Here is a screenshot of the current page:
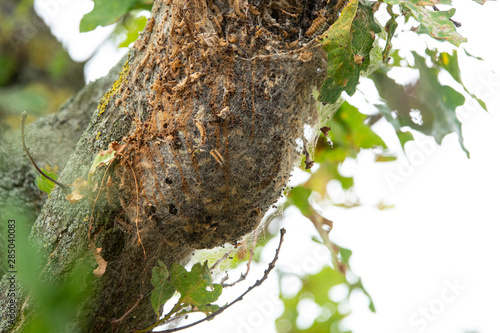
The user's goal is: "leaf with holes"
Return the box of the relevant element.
[383,0,466,46]
[371,52,467,155]
[170,261,222,307]
[317,0,380,104]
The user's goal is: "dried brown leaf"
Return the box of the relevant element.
[93,248,108,277]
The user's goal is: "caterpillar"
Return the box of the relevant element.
[305,14,327,38]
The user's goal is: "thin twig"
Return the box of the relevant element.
[210,250,233,272]
[21,111,68,190]
[154,228,287,333]
[432,5,462,27]
[110,294,143,324]
[223,230,259,288]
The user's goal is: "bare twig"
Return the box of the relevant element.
[209,250,233,272]
[223,230,259,288]
[21,111,68,190]
[152,228,287,333]
[110,294,143,324]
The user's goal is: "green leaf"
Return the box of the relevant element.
[384,0,466,46]
[88,148,116,177]
[463,48,484,61]
[35,168,59,194]
[151,260,175,318]
[334,102,386,149]
[287,186,313,216]
[119,15,148,48]
[318,0,380,104]
[434,50,488,111]
[308,101,388,194]
[336,245,353,265]
[277,266,349,332]
[170,262,222,307]
[349,278,376,312]
[80,0,139,32]
[396,129,415,149]
[302,266,347,305]
[192,304,221,315]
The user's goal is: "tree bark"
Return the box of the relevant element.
[0,0,337,332]
[0,58,124,272]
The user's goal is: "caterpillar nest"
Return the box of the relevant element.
[111,0,329,250]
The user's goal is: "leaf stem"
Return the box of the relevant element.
[20,111,68,190]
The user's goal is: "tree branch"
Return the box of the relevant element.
[152,228,286,333]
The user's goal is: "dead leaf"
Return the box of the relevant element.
[65,178,88,204]
[109,141,127,155]
[93,248,108,277]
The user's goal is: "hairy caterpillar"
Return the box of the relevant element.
[305,14,327,38]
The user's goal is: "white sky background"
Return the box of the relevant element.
[34,1,500,333]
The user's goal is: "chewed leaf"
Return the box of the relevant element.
[407,4,466,46]
[318,0,380,104]
[383,0,466,46]
[35,167,59,194]
[170,262,222,307]
[371,51,467,155]
[151,260,175,318]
